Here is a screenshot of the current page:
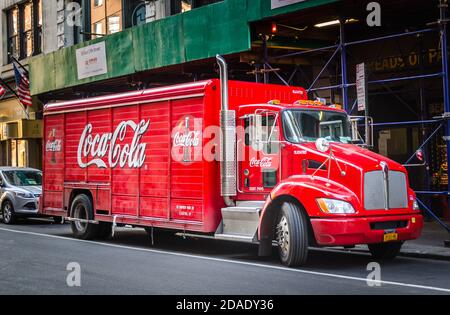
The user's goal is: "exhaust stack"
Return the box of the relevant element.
[216,55,236,206]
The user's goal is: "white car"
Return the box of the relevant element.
[0,167,59,224]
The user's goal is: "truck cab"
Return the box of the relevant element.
[213,64,423,266]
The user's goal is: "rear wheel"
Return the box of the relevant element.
[276,202,309,267]
[70,194,98,240]
[2,201,16,225]
[368,242,403,259]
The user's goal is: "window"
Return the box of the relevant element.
[283,110,352,144]
[7,8,19,61]
[169,0,223,15]
[91,0,122,37]
[5,0,42,62]
[93,22,103,37]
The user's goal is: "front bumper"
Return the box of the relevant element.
[310,214,423,246]
[14,197,39,215]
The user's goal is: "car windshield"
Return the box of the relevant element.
[3,170,42,186]
[283,109,352,143]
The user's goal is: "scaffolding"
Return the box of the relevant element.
[259,1,450,232]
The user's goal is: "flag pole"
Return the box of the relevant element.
[8,54,29,75]
[0,77,29,119]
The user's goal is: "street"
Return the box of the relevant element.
[0,218,449,295]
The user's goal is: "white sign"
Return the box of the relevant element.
[77,120,150,169]
[356,62,368,112]
[76,42,108,80]
[271,0,307,9]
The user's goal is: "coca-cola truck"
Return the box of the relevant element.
[41,56,423,266]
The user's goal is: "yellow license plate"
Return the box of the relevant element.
[383,232,398,242]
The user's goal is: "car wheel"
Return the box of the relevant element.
[70,194,98,240]
[368,242,403,260]
[275,202,309,267]
[2,200,16,225]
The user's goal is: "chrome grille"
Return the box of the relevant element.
[364,170,408,210]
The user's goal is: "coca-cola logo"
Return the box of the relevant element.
[250,157,273,168]
[77,119,150,169]
[46,140,61,152]
[173,131,201,147]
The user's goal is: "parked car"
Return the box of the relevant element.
[0,167,60,224]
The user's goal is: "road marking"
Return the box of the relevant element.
[1,226,449,293]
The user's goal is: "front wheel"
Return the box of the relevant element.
[276,202,309,267]
[368,242,403,259]
[2,201,16,225]
[70,194,98,240]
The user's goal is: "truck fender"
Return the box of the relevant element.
[258,175,358,242]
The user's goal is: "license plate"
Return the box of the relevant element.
[383,232,398,242]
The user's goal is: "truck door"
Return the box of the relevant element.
[238,111,281,195]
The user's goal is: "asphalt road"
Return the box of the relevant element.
[0,218,449,295]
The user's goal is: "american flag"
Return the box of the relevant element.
[13,62,32,107]
[0,84,5,99]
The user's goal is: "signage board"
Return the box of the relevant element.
[271,0,307,9]
[356,63,368,112]
[76,42,108,80]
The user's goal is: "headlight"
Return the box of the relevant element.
[412,199,420,211]
[15,192,34,199]
[317,198,356,214]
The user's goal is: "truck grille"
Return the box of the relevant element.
[364,170,408,210]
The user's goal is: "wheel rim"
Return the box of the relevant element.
[276,215,290,258]
[3,203,12,223]
[73,203,88,232]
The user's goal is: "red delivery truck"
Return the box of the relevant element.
[41,56,423,266]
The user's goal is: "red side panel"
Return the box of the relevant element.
[65,112,87,183]
[43,114,65,210]
[170,97,204,222]
[139,101,170,219]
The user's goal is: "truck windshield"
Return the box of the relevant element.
[283,110,352,144]
[3,170,42,186]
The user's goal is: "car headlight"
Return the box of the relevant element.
[317,198,356,214]
[412,199,420,211]
[15,192,34,199]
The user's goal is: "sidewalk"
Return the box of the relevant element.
[399,221,450,260]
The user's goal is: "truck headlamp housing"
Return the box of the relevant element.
[317,198,356,214]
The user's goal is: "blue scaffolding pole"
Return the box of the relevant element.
[439,1,450,225]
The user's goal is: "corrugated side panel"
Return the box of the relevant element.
[111,105,139,215]
[139,101,170,219]
[44,114,64,209]
[65,112,87,182]
[170,97,205,222]
[87,109,111,183]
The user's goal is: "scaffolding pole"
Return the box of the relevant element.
[439,1,450,216]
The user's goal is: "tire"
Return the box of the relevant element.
[275,202,309,267]
[53,216,64,224]
[368,242,403,260]
[2,200,16,225]
[70,194,99,240]
[97,222,113,240]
